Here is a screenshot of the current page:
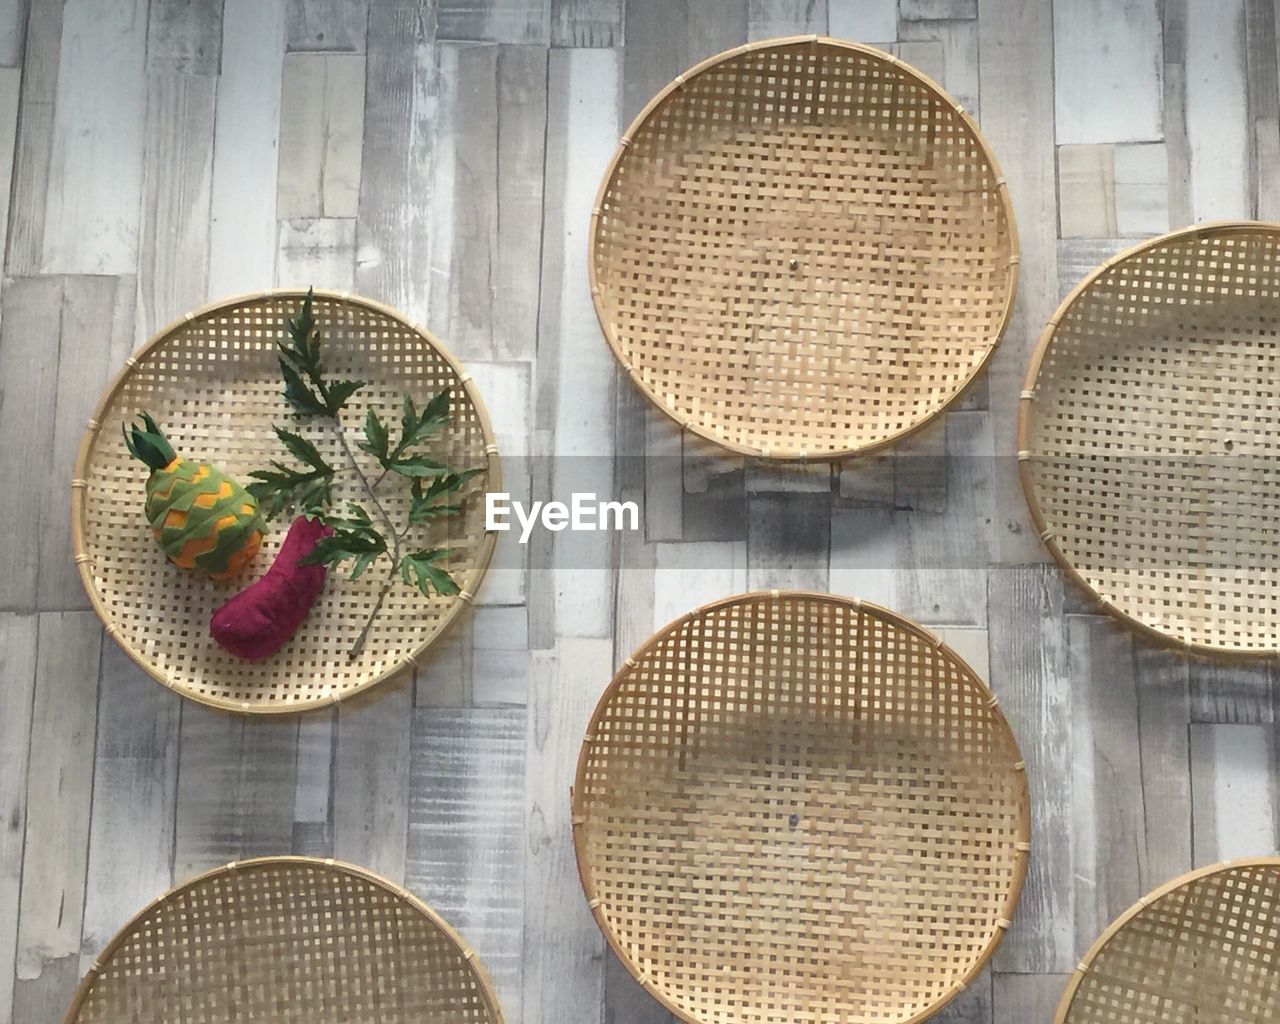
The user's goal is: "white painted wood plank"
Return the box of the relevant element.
[827,0,894,42]
[748,0,827,38]
[0,276,64,610]
[41,0,148,274]
[39,276,129,611]
[292,711,334,855]
[523,641,610,1024]
[1186,0,1250,220]
[1057,144,1117,238]
[653,541,747,629]
[5,0,61,275]
[1190,723,1276,865]
[438,0,549,43]
[408,707,527,1019]
[147,0,224,73]
[428,43,547,363]
[173,708,299,880]
[417,611,474,707]
[287,0,369,52]
[472,606,531,705]
[0,0,27,67]
[138,73,216,339]
[899,18,979,116]
[470,362,530,607]
[276,217,357,289]
[79,641,180,972]
[551,0,621,46]
[277,53,366,219]
[1056,238,1129,300]
[355,0,436,318]
[333,677,412,883]
[989,564,1072,973]
[0,613,38,1024]
[13,612,100,1015]
[979,0,1057,564]
[829,508,898,609]
[1053,0,1162,144]
[937,626,989,682]
[1114,142,1170,235]
[208,0,287,298]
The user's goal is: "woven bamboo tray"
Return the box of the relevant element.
[590,35,1017,460]
[72,290,499,713]
[572,591,1030,1024]
[62,857,505,1024]
[1019,222,1280,655]
[1054,859,1280,1024]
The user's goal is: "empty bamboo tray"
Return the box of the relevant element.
[1019,222,1280,654]
[591,36,1017,460]
[572,591,1030,1024]
[73,290,499,712]
[62,857,505,1024]
[1055,859,1280,1023]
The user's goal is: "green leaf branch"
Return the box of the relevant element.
[248,288,481,659]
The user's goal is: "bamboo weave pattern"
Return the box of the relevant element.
[592,37,1016,458]
[573,592,1029,1024]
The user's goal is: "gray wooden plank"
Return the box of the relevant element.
[893,411,993,627]
[681,435,746,543]
[138,72,216,339]
[901,0,975,20]
[621,0,688,124]
[613,485,656,664]
[354,0,437,316]
[687,0,749,61]
[287,0,369,52]
[437,0,549,43]
[1186,0,1250,220]
[992,973,1070,1024]
[12,612,101,1021]
[407,706,527,1020]
[932,966,993,1024]
[0,613,38,1024]
[0,276,65,610]
[899,18,979,117]
[645,415,683,541]
[472,606,531,705]
[40,275,128,610]
[1113,142,1170,235]
[1132,643,1192,888]
[173,707,299,879]
[978,0,1057,564]
[1245,0,1280,217]
[79,641,181,971]
[551,0,621,46]
[829,508,898,608]
[1053,0,1162,145]
[276,217,358,289]
[1057,143,1117,238]
[208,0,287,298]
[1161,0,1193,228]
[333,677,413,883]
[4,0,62,275]
[1189,658,1274,724]
[746,490,831,591]
[0,67,22,266]
[523,641,609,1024]
[0,0,27,67]
[41,0,148,274]
[277,53,366,219]
[1190,722,1277,865]
[416,606,474,707]
[893,415,948,513]
[428,43,547,363]
[828,0,895,42]
[989,564,1072,974]
[605,949,674,1024]
[653,541,746,626]
[292,711,334,856]
[147,0,224,73]
[1056,239,1129,301]
[747,0,827,38]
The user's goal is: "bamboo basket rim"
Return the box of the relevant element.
[60,854,508,1024]
[570,589,1032,1024]
[1051,856,1280,1024]
[70,288,502,715]
[1016,220,1280,659]
[588,34,1021,462]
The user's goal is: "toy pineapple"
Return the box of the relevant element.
[124,413,265,580]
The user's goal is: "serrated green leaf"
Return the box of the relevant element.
[324,378,365,416]
[279,358,328,417]
[298,526,387,572]
[360,408,389,460]
[274,426,332,474]
[387,454,449,478]
[399,549,460,597]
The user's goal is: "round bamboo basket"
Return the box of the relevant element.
[1019,222,1280,655]
[72,290,499,713]
[572,591,1031,1024]
[1054,859,1280,1024]
[590,35,1018,461]
[62,857,506,1024]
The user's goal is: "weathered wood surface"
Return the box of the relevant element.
[1,3,1273,1023]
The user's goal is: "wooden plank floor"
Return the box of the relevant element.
[1,1,1278,1022]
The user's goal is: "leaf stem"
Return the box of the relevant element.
[348,566,395,660]
[329,417,402,567]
